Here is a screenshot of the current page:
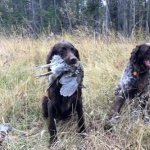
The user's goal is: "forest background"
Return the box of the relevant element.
[0,0,149,38]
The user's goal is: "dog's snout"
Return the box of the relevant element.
[70,57,77,64]
[63,50,78,65]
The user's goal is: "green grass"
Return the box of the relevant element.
[1,33,150,150]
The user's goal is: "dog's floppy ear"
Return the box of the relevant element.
[46,45,57,64]
[130,45,141,63]
[68,42,80,60]
[75,48,80,60]
[46,45,58,71]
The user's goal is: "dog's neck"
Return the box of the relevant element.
[132,63,149,75]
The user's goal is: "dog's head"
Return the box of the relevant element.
[130,43,150,69]
[47,41,80,65]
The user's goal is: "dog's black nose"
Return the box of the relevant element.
[70,57,77,64]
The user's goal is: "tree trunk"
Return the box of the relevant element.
[64,0,72,32]
[123,0,127,37]
[54,0,57,29]
[105,0,109,38]
[39,0,43,26]
[117,0,121,34]
[76,0,80,25]
[129,0,135,36]
[146,0,149,39]
[30,0,38,35]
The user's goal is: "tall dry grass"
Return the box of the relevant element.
[0,32,150,150]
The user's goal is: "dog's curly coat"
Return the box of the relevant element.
[104,43,150,130]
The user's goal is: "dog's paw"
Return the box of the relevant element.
[48,137,58,148]
[80,132,88,138]
[144,116,150,123]
[104,116,118,131]
[104,122,113,131]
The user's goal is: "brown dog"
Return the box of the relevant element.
[104,43,150,130]
[42,41,86,146]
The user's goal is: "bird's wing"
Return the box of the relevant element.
[60,77,78,97]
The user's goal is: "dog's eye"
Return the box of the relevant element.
[60,47,67,53]
[62,47,66,50]
[70,48,76,53]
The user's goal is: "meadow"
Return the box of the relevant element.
[1,32,150,150]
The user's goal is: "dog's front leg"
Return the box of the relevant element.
[109,96,125,118]
[47,101,57,146]
[76,99,86,133]
[104,95,125,130]
[140,95,150,122]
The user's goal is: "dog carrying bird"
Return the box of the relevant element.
[37,41,86,147]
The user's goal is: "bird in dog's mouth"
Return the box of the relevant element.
[36,55,84,97]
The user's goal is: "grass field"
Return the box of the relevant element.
[1,33,150,150]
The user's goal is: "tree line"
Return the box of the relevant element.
[0,0,149,38]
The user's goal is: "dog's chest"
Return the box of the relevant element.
[116,63,150,96]
[59,97,76,113]
[136,73,149,92]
